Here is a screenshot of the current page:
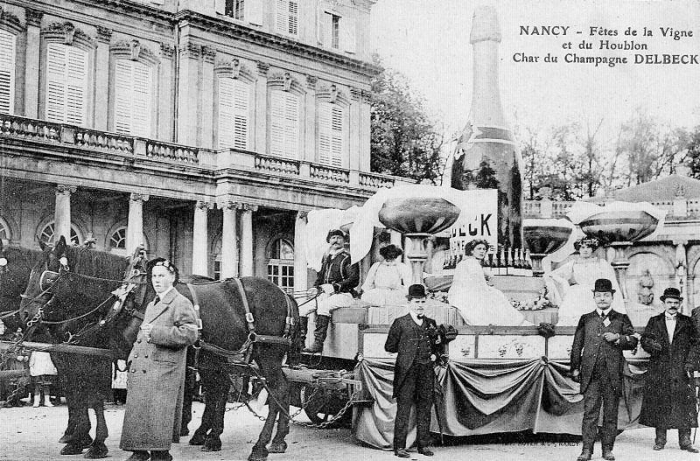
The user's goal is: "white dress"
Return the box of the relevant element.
[545,257,626,325]
[360,261,412,307]
[448,257,530,326]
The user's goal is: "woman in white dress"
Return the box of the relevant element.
[360,244,412,307]
[545,237,626,325]
[448,239,531,326]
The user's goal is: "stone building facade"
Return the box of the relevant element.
[0,0,405,293]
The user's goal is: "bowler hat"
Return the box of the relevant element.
[407,284,427,300]
[592,278,615,293]
[660,287,683,302]
[326,229,347,242]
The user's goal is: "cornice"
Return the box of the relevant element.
[69,0,172,24]
[174,10,381,78]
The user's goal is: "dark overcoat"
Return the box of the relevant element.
[639,313,699,428]
[570,310,637,395]
[384,314,440,398]
[314,250,359,293]
[120,288,199,451]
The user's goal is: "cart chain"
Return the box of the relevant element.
[237,385,361,429]
[0,311,41,408]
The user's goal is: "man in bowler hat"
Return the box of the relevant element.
[385,284,442,458]
[639,287,699,453]
[571,278,637,461]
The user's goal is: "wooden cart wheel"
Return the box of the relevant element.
[300,385,350,426]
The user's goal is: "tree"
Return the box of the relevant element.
[683,126,700,178]
[370,55,444,184]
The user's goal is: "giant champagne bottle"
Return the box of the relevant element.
[451,6,523,249]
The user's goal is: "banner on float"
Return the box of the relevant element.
[448,189,498,255]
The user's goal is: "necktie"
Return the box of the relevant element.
[417,314,424,319]
[153,295,160,305]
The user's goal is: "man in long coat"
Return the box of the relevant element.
[639,287,699,453]
[120,259,199,461]
[570,278,637,461]
[385,284,443,458]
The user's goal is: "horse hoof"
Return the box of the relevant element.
[268,442,287,453]
[189,433,206,446]
[58,434,72,444]
[202,439,222,452]
[60,444,84,456]
[248,447,269,461]
[83,442,108,459]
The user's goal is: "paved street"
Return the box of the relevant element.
[0,401,697,461]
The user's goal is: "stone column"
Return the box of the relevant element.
[200,46,216,148]
[54,185,76,243]
[294,211,309,293]
[359,90,372,171]
[127,193,149,255]
[254,62,269,153]
[94,27,112,131]
[304,76,317,162]
[239,204,257,276]
[220,201,239,278]
[192,201,213,276]
[674,240,689,313]
[24,9,43,118]
[177,42,201,145]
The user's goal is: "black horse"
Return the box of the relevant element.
[0,240,42,333]
[20,236,300,461]
[19,236,136,458]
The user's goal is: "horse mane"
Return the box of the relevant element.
[5,245,42,265]
[64,246,130,281]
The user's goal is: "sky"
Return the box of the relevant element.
[369,0,700,142]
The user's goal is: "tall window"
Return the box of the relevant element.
[267,238,294,293]
[226,0,245,19]
[39,222,82,246]
[110,227,127,250]
[275,0,298,36]
[114,59,153,137]
[0,30,16,115]
[318,102,345,167]
[218,77,250,150]
[46,43,88,126]
[318,13,355,53]
[270,90,299,158]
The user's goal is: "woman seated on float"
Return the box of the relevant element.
[545,236,625,325]
[360,244,412,307]
[448,239,531,326]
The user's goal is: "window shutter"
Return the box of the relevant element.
[46,44,87,126]
[330,105,344,167]
[218,77,235,149]
[318,102,331,165]
[270,90,285,155]
[341,16,356,54]
[233,80,249,149]
[275,0,287,33]
[288,0,299,36]
[270,90,298,158]
[284,92,298,157]
[318,12,332,47]
[215,0,226,15]
[318,102,344,167]
[0,30,16,115]
[114,59,152,137]
[114,60,132,134]
[246,0,264,25]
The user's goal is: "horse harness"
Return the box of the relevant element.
[188,278,295,368]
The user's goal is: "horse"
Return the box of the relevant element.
[0,240,42,334]
[19,236,136,458]
[20,236,301,461]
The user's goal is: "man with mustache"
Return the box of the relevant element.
[639,287,699,453]
[299,229,359,353]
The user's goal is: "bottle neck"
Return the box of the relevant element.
[471,40,507,128]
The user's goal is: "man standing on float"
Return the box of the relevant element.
[299,229,359,353]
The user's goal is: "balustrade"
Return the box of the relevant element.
[254,155,300,175]
[310,164,349,184]
[146,140,199,163]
